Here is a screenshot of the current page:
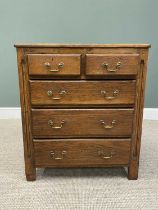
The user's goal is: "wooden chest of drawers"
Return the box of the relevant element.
[15,43,150,181]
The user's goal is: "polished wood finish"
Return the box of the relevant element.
[32,109,134,138]
[34,139,131,167]
[28,54,81,76]
[30,80,136,106]
[15,43,150,181]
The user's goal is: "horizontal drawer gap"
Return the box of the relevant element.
[31,106,135,110]
[33,137,131,141]
[35,165,129,168]
[29,79,136,82]
[29,77,136,81]
[33,136,132,139]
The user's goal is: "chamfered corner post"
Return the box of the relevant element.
[16,47,36,181]
[128,48,149,180]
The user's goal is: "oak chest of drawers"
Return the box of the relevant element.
[15,43,150,181]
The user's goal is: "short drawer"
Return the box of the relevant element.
[85,54,139,76]
[28,54,81,76]
[30,80,136,106]
[31,109,134,138]
[33,139,131,167]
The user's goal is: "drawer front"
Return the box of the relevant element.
[34,139,131,167]
[30,80,136,106]
[85,54,139,76]
[28,54,81,76]
[32,109,134,138]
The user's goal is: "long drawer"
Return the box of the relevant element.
[33,139,131,167]
[31,109,134,138]
[30,80,136,106]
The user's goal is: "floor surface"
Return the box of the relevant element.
[0,119,158,210]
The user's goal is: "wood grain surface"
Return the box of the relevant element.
[15,44,150,180]
[14,43,151,48]
[28,54,81,76]
[30,80,136,106]
[86,54,139,76]
[33,139,131,167]
[31,109,134,138]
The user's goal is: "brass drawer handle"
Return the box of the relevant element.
[100,120,117,129]
[44,62,64,72]
[48,120,65,129]
[47,90,67,100]
[50,150,67,160]
[98,150,113,159]
[101,61,122,72]
[101,89,119,100]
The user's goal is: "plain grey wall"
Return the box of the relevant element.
[0,0,157,107]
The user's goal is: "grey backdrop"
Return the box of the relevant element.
[0,0,157,107]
